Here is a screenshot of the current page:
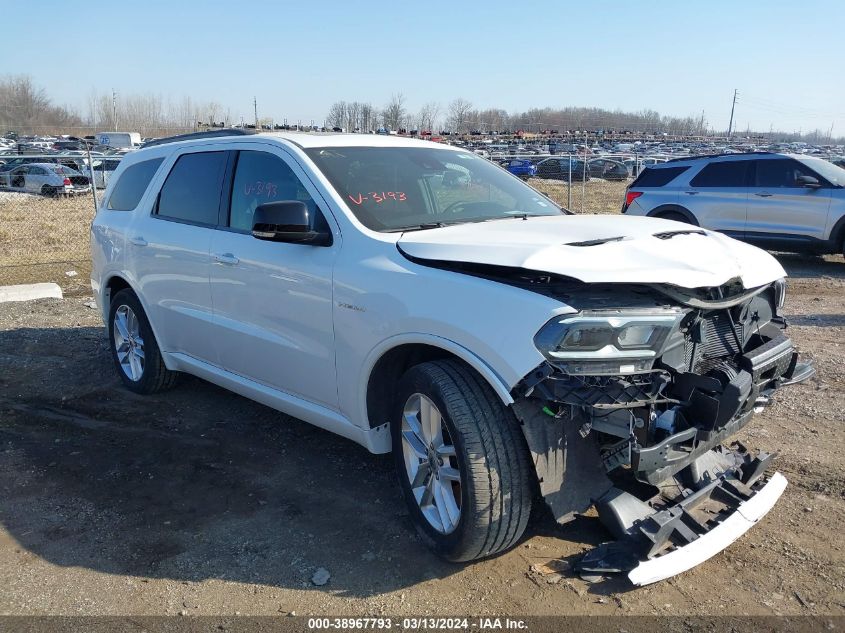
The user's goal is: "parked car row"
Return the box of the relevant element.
[0,162,91,195]
[503,156,631,182]
[0,153,123,191]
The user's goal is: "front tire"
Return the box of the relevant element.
[392,360,533,562]
[108,289,177,394]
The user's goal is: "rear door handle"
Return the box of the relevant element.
[129,236,147,247]
[684,190,699,195]
[213,253,239,265]
[754,192,773,197]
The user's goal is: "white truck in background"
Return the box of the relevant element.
[95,132,142,149]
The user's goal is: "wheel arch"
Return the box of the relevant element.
[646,204,699,225]
[102,273,173,369]
[827,213,845,253]
[362,335,514,431]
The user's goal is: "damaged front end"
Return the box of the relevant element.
[513,277,814,585]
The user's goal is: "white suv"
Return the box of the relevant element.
[91,131,812,585]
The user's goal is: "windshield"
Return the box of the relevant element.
[798,156,845,187]
[305,146,564,231]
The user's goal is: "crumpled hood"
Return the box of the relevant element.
[397,215,786,289]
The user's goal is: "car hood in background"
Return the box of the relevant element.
[396,215,786,290]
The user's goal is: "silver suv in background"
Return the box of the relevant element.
[623,152,845,257]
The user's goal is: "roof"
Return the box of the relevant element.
[664,151,779,163]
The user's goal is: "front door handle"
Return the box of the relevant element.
[684,190,699,195]
[213,253,239,265]
[129,236,148,247]
[754,192,773,197]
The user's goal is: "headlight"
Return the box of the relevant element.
[534,310,684,375]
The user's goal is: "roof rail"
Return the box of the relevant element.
[140,128,256,149]
[665,151,776,163]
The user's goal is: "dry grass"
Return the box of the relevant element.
[0,193,96,294]
[527,177,628,214]
[0,193,96,265]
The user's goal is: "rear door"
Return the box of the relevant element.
[209,146,340,409]
[685,159,751,236]
[746,158,832,241]
[127,149,227,362]
[26,166,50,192]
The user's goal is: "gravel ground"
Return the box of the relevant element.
[0,254,843,617]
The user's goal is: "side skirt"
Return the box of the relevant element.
[163,352,391,454]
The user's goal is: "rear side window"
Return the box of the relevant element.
[630,166,689,188]
[690,160,751,188]
[156,152,227,225]
[108,158,163,211]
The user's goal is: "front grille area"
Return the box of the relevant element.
[685,312,743,374]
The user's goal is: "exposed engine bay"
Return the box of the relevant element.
[503,273,815,584]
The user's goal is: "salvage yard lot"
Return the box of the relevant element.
[0,186,843,616]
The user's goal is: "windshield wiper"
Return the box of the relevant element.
[474,213,551,223]
[384,222,447,233]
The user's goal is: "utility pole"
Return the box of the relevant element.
[253,97,258,130]
[112,90,118,130]
[727,89,738,138]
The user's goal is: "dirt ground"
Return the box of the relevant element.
[0,252,842,617]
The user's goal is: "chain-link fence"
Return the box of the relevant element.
[491,152,635,214]
[0,152,112,293]
[0,148,634,295]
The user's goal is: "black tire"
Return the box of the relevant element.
[40,184,56,197]
[391,359,533,562]
[656,210,694,224]
[108,288,178,394]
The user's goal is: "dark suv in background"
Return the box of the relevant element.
[623,152,845,256]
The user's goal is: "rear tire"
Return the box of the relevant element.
[40,185,56,197]
[108,289,178,394]
[391,360,533,562]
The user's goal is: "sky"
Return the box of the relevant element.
[5,0,844,134]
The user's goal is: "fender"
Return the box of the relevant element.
[646,204,699,225]
[359,332,515,432]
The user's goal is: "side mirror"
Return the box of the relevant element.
[797,174,821,189]
[252,201,332,246]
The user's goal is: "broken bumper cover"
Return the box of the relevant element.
[573,444,788,585]
[628,471,787,586]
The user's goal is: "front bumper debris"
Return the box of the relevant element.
[627,472,786,585]
[512,279,815,584]
[573,443,786,585]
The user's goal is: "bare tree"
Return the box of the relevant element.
[346,101,362,132]
[382,93,406,131]
[417,102,440,132]
[361,103,375,132]
[326,101,347,129]
[0,75,82,133]
[447,98,473,133]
